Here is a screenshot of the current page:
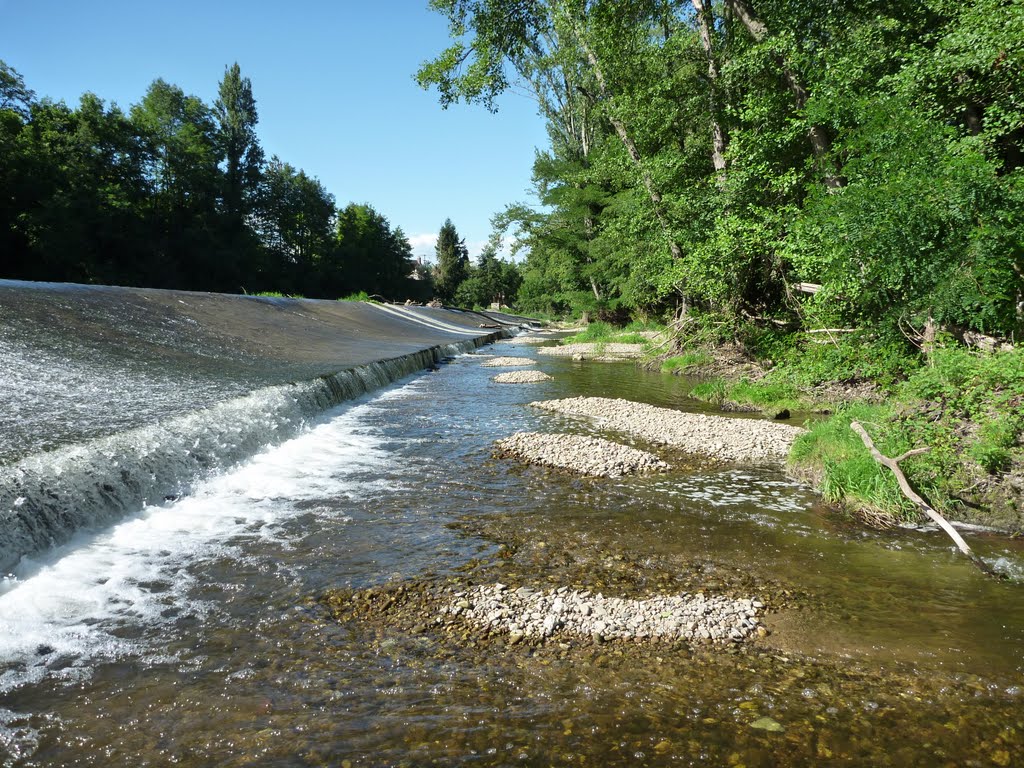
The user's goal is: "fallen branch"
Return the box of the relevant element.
[850,421,1001,578]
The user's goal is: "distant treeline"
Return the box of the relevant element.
[0,62,428,301]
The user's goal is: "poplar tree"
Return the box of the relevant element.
[213,62,264,290]
[215,63,263,228]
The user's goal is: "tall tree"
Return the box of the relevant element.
[215,63,263,223]
[130,79,220,288]
[0,61,36,275]
[212,63,263,290]
[433,218,469,302]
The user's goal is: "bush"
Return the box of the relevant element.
[564,321,615,343]
[339,291,370,302]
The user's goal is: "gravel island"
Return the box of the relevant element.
[538,343,646,360]
[446,583,765,644]
[495,431,669,477]
[481,356,536,367]
[532,396,805,463]
[492,370,553,384]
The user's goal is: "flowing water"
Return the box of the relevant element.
[2,317,1024,765]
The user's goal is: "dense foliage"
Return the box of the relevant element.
[420,0,1023,341]
[0,61,425,301]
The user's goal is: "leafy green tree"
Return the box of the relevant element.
[259,157,337,294]
[13,94,150,285]
[0,61,34,117]
[433,218,469,302]
[130,79,221,288]
[332,203,416,300]
[453,243,521,308]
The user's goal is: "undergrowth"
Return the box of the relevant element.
[339,291,371,302]
[789,347,1024,526]
[661,351,713,374]
[253,291,305,299]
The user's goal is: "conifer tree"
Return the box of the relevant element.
[433,218,469,302]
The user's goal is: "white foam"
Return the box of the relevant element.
[0,389,398,695]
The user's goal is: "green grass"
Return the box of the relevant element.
[564,321,615,343]
[687,376,803,415]
[623,319,668,334]
[563,321,652,346]
[661,351,713,374]
[690,377,728,404]
[254,291,304,299]
[729,380,803,414]
[339,291,371,302]
[788,347,1024,523]
[788,403,918,518]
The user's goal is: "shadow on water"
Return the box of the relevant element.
[1,333,1024,766]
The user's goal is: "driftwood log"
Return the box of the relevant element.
[850,421,1000,578]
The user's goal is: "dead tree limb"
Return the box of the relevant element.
[850,421,1000,577]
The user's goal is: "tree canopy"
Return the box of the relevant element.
[420,0,1023,338]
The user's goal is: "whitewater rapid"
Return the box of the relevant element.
[0,381,406,697]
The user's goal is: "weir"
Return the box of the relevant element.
[0,280,528,573]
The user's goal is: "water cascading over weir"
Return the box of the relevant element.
[0,280,529,573]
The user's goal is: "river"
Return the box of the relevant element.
[2,329,1024,765]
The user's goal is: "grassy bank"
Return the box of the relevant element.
[562,317,1023,531]
[786,347,1023,529]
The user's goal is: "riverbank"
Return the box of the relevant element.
[649,335,1024,532]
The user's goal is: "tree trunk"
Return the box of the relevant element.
[569,19,684,259]
[692,0,727,180]
[724,0,843,189]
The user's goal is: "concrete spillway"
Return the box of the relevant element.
[0,280,532,571]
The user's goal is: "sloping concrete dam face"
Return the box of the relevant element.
[0,280,522,572]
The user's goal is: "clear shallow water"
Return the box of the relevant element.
[1,340,1024,766]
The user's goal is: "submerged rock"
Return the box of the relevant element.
[495,431,669,477]
[750,716,785,733]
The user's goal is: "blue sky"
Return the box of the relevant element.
[0,0,549,262]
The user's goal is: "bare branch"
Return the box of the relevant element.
[850,421,1001,578]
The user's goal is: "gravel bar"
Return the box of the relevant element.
[538,343,646,359]
[495,431,669,477]
[445,584,765,644]
[492,370,553,384]
[532,396,805,463]
[498,336,550,345]
[480,356,536,367]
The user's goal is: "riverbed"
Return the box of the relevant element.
[2,336,1024,766]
